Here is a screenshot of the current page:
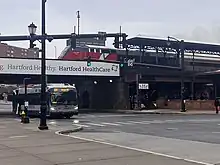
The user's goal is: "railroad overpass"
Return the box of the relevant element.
[0,57,128,110]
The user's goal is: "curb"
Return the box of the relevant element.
[79,109,216,115]
[0,112,16,118]
[110,110,181,115]
[57,126,83,135]
[120,111,216,115]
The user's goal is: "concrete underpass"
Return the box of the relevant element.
[0,74,129,112]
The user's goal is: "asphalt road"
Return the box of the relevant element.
[46,113,220,165]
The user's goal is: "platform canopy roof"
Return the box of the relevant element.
[127,36,220,53]
[196,69,220,76]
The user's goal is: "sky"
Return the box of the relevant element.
[1,0,220,58]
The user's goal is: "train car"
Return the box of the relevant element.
[58,45,118,61]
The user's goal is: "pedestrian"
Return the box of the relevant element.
[214,98,219,114]
[2,93,8,103]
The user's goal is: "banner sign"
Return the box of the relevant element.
[0,58,120,76]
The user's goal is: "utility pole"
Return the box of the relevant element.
[180,40,186,112]
[76,11,80,47]
[76,11,80,35]
[191,51,195,100]
[167,36,186,112]
[74,26,76,34]
[119,26,122,48]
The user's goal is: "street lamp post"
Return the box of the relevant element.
[38,0,48,130]
[191,51,195,100]
[28,23,37,35]
[167,36,186,112]
[180,40,186,112]
[28,23,37,49]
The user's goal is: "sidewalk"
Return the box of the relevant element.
[0,100,12,105]
[0,118,200,165]
[116,109,217,115]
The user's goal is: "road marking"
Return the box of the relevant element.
[127,121,150,124]
[73,124,90,128]
[115,122,134,125]
[86,123,105,127]
[49,121,57,125]
[211,132,220,134]
[150,120,164,124]
[56,132,213,165]
[73,120,79,124]
[14,118,21,122]
[9,135,28,139]
[80,114,137,118]
[101,122,121,126]
[166,128,179,130]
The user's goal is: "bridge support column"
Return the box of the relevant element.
[113,78,129,110]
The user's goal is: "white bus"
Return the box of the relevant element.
[12,83,78,118]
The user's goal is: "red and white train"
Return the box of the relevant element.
[58,44,220,63]
[58,45,119,61]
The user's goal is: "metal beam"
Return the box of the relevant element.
[127,44,220,55]
[0,33,127,42]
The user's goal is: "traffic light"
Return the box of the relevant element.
[87,56,91,67]
[122,35,127,48]
[114,36,120,48]
[119,56,124,67]
[71,33,76,49]
[29,40,36,49]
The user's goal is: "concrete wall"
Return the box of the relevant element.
[157,99,215,111]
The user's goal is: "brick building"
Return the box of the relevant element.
[0,43,39,58]
[0,43,39,95]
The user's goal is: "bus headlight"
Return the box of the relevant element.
[50,107,55,111]
[74,106,78,110]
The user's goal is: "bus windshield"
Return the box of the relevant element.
[50,88,77,106]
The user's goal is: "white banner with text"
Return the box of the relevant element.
[0,58,120,76]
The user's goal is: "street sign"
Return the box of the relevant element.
[138,83,149,89]
[25,101,29,107]
[128,59,135,67]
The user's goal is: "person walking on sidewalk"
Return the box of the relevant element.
[214,98,220,114]
[2,93,8,103]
